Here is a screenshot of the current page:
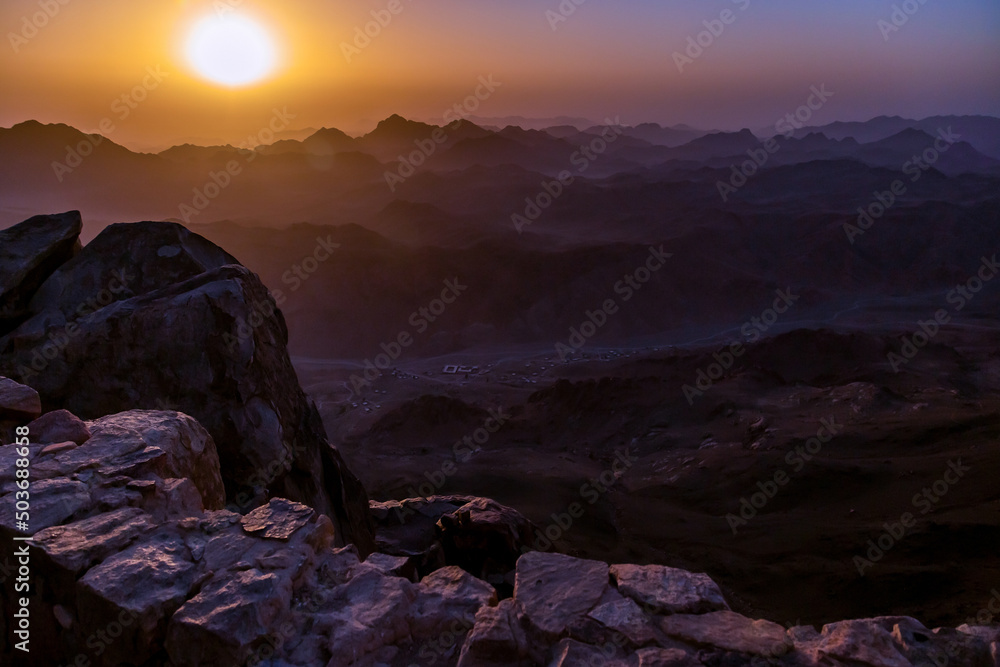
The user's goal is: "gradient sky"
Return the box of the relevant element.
[1,0,998,149]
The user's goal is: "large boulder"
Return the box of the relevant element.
[0,410,224,537]
[87,410,226,509]
[0,375,41,444]
[25,408,91,445]
[370,496,461,574]
[0,211,81,335]
[436,496,536,589]
[0,220,374,554]
[370,494,535,585]
[20,219,237,330]
[0,375,41,427]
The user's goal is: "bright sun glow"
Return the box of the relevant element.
[185,14,277,87]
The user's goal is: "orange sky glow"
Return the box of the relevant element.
[1,0,998,150]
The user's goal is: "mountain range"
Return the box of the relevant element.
[2,114,998,244]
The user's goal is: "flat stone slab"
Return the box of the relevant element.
[611,563,729,615]
[241,498,315,540]
[514,551,609,640]
[658,610,792,658]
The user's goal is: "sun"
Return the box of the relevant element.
[185,14,278,87]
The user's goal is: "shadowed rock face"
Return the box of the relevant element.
[0,216,374,554]
[0,376,41,421]
[370,494,538,589]
[23,219,239,328]
[0,211,82,335]
[25,408,90,445]
[3,265,374,550]
[0,375,41,442]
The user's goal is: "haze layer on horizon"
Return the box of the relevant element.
[1,0,999,150]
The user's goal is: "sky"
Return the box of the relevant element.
[1,0,998,150]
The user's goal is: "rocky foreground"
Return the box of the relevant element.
[1,212,998,666]
[2,392,998,666]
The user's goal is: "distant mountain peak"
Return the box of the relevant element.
[7,119,86,136]
[685,128,758,147]
[887,127,934,139]
[868,127,937,147]
[310,126,352,138]
[375,114,425,131]
[1,119,135,155]
[12,119,44,129]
